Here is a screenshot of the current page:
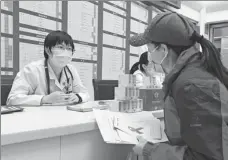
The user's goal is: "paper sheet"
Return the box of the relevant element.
[93,109,167,144]
[112,113,162,144]
[1,37,13,68]
[102,48,125,80]
[1,14,13,34]
[131,2,148,22]
[19,12,61,31]
[68,1,98,43]
[19,43,44,69]
[19,1,62,18]
[1,1,13,11]
[103,11,126,36]
[67,101,108,112]
[93,109,121,143]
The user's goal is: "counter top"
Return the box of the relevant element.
[1,105,164,146]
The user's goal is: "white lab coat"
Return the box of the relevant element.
[133,70,145,88]
[133,64,165,88]
[7,60,90,106]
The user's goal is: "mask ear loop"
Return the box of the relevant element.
[150,47,168,74]
[159,52,169,74]
[149,45,168,65]
[159,51,168,65]
[148,46,158,62]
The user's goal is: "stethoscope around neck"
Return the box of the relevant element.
[44,59,74,94]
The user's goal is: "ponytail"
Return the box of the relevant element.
[130,62,140,74]
[191,31,228,89]
[129,51,149,74]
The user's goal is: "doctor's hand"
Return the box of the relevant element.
[133,136,148,156]
[41,91,71,104]
[67,93,79,104]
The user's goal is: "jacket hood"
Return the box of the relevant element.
[163,46,200,98]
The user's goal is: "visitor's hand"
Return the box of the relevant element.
[132,136,148,155]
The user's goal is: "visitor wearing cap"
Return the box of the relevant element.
[130,12,228,160]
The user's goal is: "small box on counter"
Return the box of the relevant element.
[144,73,165,89]
[118,74,136,87]
[139,88,164,111]
[115,87,139,100]
[109,99,143,113]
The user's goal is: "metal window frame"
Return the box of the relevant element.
[1,1,159,83]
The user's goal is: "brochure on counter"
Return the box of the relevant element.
[93,109,168,144]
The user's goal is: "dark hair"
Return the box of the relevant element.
[163,31,228,99]
[43,30,74,59]
[191,31,228,90]
[130,52,148,74]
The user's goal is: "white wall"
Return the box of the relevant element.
[200,8,206,35]
[167,4,200,22]
[178,4,200,22]
[206,10,228,23]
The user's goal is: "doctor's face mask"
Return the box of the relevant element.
[50,44,73,68]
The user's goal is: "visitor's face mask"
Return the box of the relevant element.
[148,46,168,74]
[51,48,73,67]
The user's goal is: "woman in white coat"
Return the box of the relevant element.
[7,31,90,106]
[130,51,164,87]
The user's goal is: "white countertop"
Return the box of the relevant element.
[1,106,164,146]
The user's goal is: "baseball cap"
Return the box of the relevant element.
[129,12,196,47]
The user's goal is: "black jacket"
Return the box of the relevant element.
[143,46,228,160]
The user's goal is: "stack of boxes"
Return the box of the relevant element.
[109,74,143,113]
[139,73,165,111]
[144,72,165,89]
[108,72,165,112]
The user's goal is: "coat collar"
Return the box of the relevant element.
[47,61,65,90]
[162,46,200,98]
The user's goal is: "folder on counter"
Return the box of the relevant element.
[67,101,108,112]
[93,109,168,144]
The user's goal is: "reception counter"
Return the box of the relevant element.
[1,106,164,160]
